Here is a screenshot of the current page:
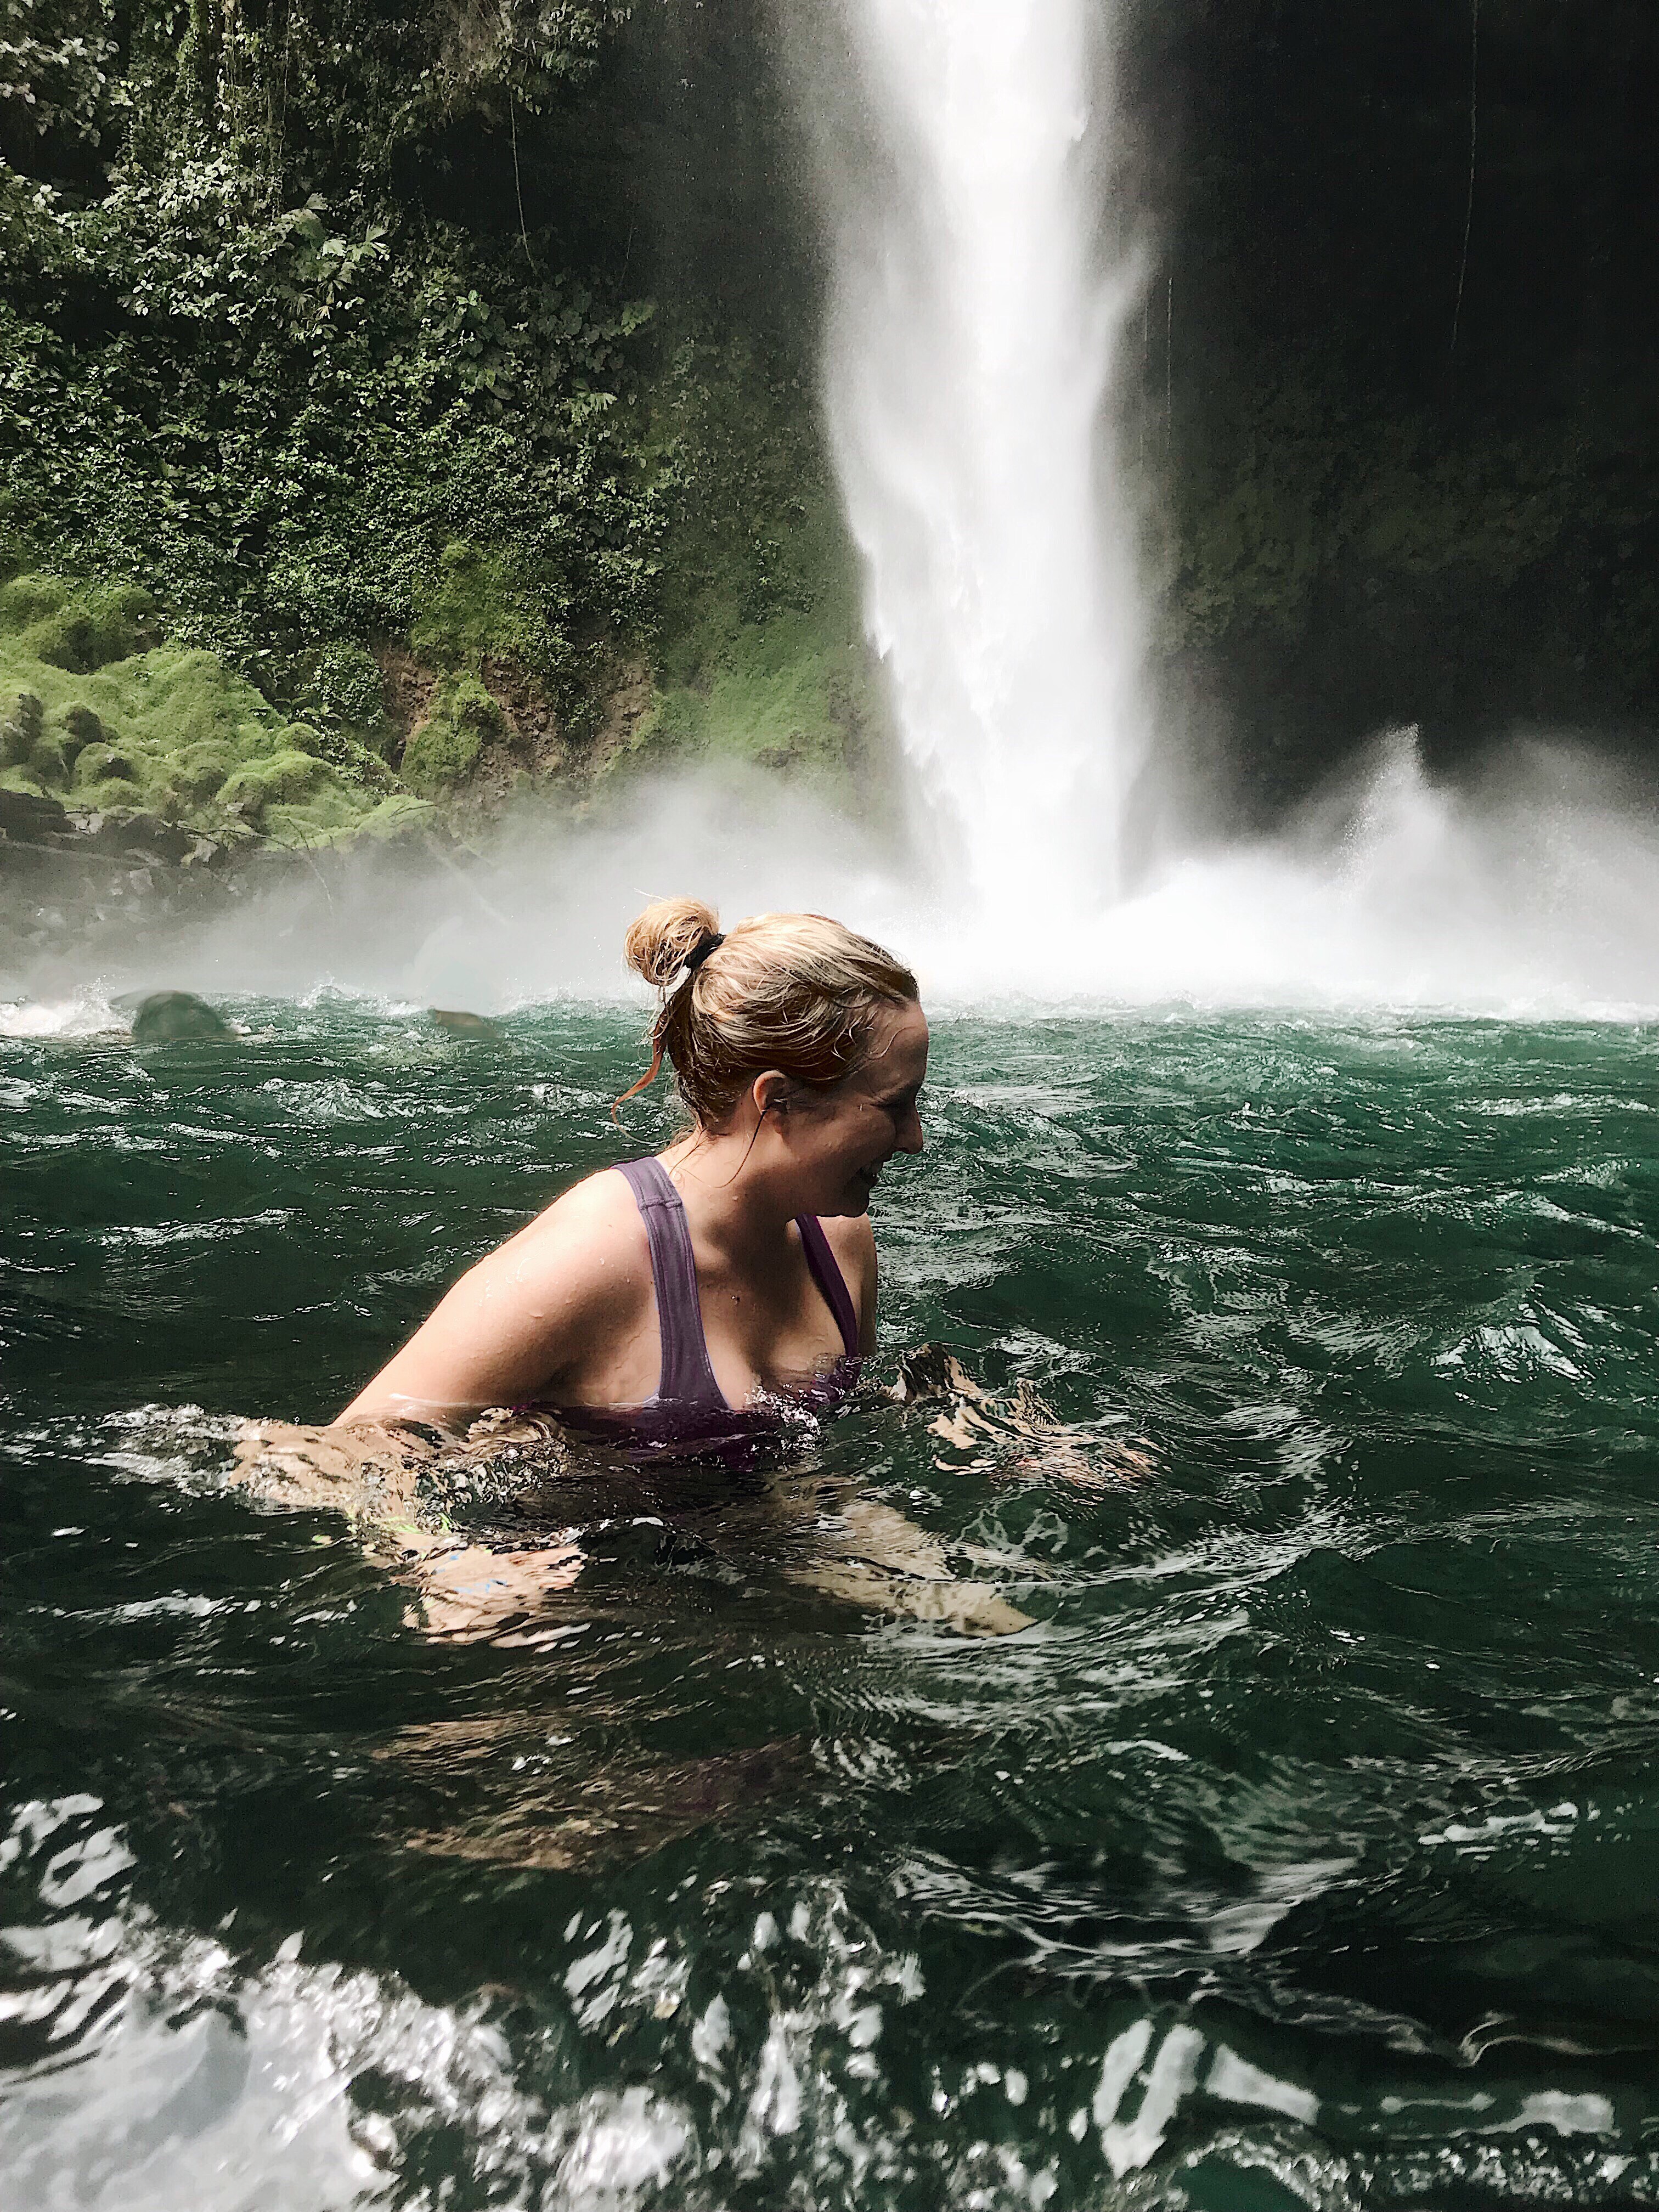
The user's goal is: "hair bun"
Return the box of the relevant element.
[624,896,722,990]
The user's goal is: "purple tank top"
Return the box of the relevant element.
[545,1157,861,1462]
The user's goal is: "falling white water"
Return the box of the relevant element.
[810,0,1143,922]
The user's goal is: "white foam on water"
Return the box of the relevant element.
[0,987,126,1039]
[0,1796,695,2212]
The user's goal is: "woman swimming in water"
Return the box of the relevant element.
[336,898,927,1455]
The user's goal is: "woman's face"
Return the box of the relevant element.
[776,998,930,1217]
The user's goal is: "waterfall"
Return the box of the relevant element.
[806,0,1145,924]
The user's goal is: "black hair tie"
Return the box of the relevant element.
[684,931,725,974]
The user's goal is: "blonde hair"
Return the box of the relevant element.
[615,897,918,1126]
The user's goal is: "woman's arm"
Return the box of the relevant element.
[334,1171,652,1428]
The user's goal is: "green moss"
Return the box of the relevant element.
[401,672,499,794]
[219,748,339,822]
[1,575,158,674]
[0,583,416,845]
[0,689,42,768]
[354,793,439,840]
[0,577,71,629]
[628,607,868,783]
[409,535,553,672]
[30,735,72,786]
[71,741,138,789]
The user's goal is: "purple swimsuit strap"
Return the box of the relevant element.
[616,1157,724,1408]
[795,1211,861,1359]
[616,1159,860,1406]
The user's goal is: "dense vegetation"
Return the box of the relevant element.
[0,0,861,843]
[3,0,1655,847]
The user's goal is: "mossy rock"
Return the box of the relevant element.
[0,578,417,848]
[60,704,108,759]
[0,576,70,630]
[219,748,336,821]
[0,689,44,768]
[72,741,137,789]
[8,579,156,674]
[354,792,438,842]
[400,673,500,794]
[159,737,236,805]
[30,735,71,786]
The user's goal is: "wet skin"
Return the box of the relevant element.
[336,998,930,1428]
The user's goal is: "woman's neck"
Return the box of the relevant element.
[658,1127,798,1267]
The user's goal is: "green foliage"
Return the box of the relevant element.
[0,582,413,842]
[401,672,500,794]
[0,0,663,732]
[0,0,132,164]
[630,335,872,781]
[0,160,664,702]
[302,639,385,727]
[0,0,872,833]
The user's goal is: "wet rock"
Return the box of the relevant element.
[129,991,234,1044]
[86,811,194,862]
[0,785,70,838]
[429,1008,505,1039]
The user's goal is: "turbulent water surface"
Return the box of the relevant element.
[4,1000,1659,2209]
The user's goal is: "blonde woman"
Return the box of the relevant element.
[338,899,928,1455]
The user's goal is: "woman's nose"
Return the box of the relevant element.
[898,1106,924,1155]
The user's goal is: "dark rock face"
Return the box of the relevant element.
[129,991,234,1044]
[86,812,195,862]
[0,786,70,837]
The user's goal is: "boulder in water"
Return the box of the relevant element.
[129,991,234,1044]
[429,1008,504,1039]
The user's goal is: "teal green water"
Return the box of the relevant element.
[4,1003,1659,2208]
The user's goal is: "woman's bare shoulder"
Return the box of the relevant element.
[334,1165,655,1425]
[490,1163,651,1291]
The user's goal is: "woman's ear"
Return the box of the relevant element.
[752,1070,792,1121]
